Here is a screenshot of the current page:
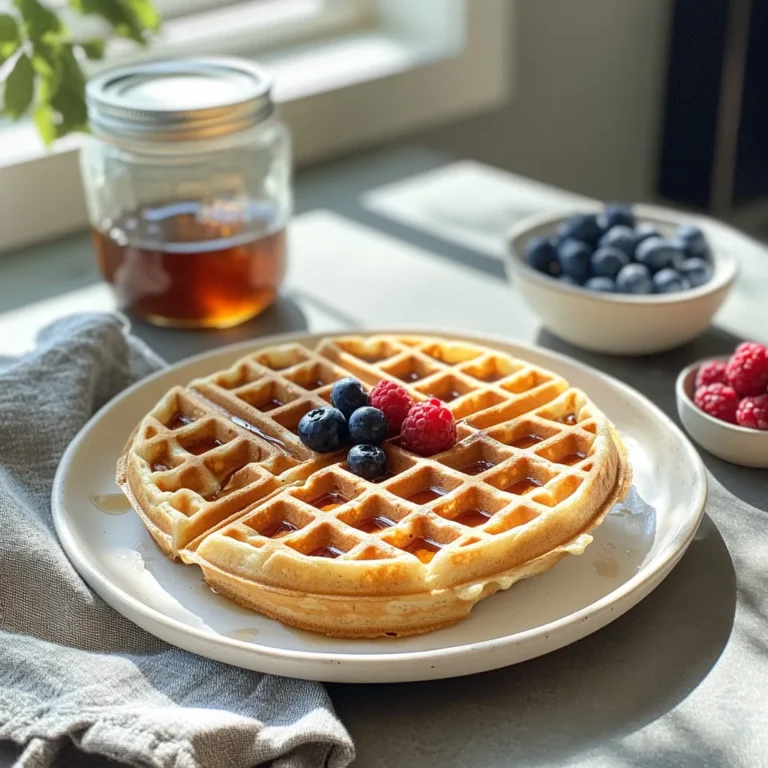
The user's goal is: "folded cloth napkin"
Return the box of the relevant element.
[0,314,355,768]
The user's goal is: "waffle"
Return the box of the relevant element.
[118,334,632,638]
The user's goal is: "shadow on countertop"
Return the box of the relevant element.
[126,295,310,364]
[330,512,736,768]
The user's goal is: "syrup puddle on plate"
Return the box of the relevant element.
[224,628,261,642]
[115,548,153,573]
[592,541,621,578]
[90,493,132,515]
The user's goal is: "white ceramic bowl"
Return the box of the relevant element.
[676,356,768,467]
[505,203,739,355]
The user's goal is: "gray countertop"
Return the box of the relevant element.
[2,147,767,768]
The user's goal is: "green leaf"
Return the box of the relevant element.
[123,0,159,32]
[31,38,59,76]
[51,81,88,134]
[59,43,85,87]
[0,13,20,62]
[2,51,35,119]
[0,13,20,43]
[80,37,105,60]
[39,70,62,102]
[69,0,158,44]
[69,0,144,44]
[68,0,98,14]
[37,46,64,97]
[14,0,62,41]
[0,39,20,64]
[33,101,56,145]
[109,1,146,45]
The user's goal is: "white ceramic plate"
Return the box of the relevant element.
[52,329,707,683]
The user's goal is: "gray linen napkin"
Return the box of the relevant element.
[0,313,355,768]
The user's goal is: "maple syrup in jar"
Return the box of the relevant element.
[82,58,291,328]
[92,201,286,328]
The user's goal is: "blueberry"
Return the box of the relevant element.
[615,263,652,294]
[652,268,686,294]
[556,238,592,283]
[677,224,712,261]
[298,407,348,452]
[591,246,629,279]
[633,222,660,251]
[348,406,389,445]
[598,203,635,231]
[585,276,616,292]
[524,236,559,275]
[347,444,388,481]
[330,377,369,420]
[556,213,602,246]
[635,237,682,272]
[665,238,689,270]
[678,257,713,288]
[599,225,635,258]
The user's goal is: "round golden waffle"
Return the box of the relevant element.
[118,335,632,638]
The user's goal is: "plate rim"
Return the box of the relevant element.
[52,326,708,669]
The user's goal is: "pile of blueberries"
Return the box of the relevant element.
[523,203,714,294]
[297,378,389,481]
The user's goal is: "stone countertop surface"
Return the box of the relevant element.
[1,146,766,768]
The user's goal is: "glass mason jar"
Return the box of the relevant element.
[81,58,291,329]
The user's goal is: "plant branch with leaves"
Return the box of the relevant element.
[0,0,158,144]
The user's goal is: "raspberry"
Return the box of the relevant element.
[370,380,413,433]
[693,383,739,424]
[400,398,457,456]
[736,395,768,430]
[695,360,728,389]
[726,343,768,396]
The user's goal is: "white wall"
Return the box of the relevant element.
[420,0,673,202]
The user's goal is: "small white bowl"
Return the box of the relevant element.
[676,357,768,467]
[505,203,739,355]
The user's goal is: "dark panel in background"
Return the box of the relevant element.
[733,0,768,204]
[659,0,729,209]
[660,0,768,211]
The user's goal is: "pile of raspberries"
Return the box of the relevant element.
[693,342,768,430]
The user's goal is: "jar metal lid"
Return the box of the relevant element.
[86,57,274,142]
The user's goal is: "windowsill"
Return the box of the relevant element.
[0,31,454,168]
[267,30,458,103]
[0,0,509,253]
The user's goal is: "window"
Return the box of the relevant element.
[0,0,509,253]
[0,0,376,71]
[95,0,378,66]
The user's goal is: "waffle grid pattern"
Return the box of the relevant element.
[198,337,604,591]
